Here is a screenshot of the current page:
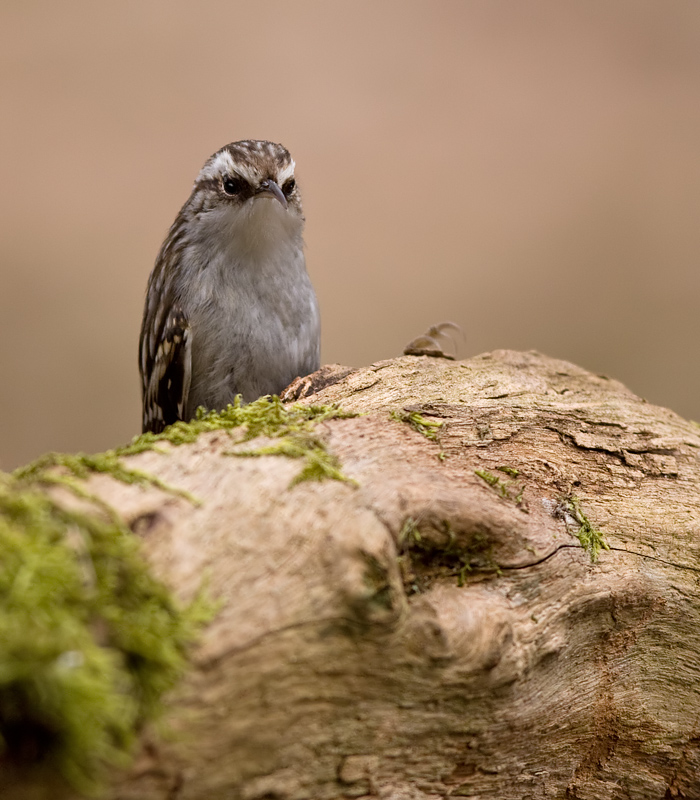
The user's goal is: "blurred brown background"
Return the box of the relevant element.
[2,0,700,469]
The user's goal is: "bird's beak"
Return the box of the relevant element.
[256,179,288,209]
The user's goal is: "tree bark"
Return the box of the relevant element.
[22,351,700,799]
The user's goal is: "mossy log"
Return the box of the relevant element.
[11,351,700,799]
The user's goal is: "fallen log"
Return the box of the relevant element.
[7,350,700,799]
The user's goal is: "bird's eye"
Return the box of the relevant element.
[222,176,246,196]
[282,178,296,196]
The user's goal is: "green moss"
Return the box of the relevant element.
[14,450,198,506]
[558,495,609,562]
[475,469,509,498]
[217,396,356,486]
[127,395,353,452]
[475,468,528,511]
[0,395,352,788]
[231,434,355,487]
[15,396,355,500]
[390,410,443,441]
[0,473,210,792]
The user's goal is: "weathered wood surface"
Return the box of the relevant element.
[32,351,700,799]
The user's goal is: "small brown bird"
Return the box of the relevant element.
[139,140,320,433]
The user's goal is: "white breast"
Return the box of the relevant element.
[178,198,320,416]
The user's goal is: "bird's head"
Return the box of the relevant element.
[190,140,303,242]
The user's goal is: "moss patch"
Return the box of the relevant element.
[219,396,357,486]
[14,450,197,506]
[390,410,443,441]
[0,396,353,789]
[475,468,528,510]
[128,394,354,450]
[16,396,355,499]
[475,469,510,498]
[0,472,210,792]
[557,495,609,562]
[231,435,355,486]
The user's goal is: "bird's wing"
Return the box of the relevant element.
[140,303,192,434]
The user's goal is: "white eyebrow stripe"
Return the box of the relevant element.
[198,152,262,186]
[277,160,295,184]
[196,145,294,187]
[199,150,236,181]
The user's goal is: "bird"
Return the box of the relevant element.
[139,140,320,434]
